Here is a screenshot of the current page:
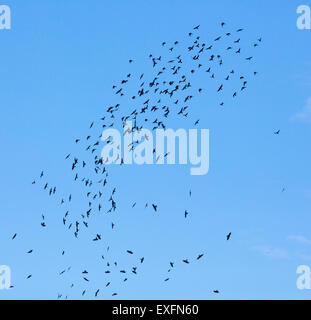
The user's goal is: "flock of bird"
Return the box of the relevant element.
[8,22,263,299]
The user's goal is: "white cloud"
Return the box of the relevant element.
[296,253,311,261]
[252,245,289,259]
[292,97,311,122]
[288,235,311,245]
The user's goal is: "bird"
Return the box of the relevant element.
[26,22,262,299]
[226,232,232,240]
[274,130,280,135]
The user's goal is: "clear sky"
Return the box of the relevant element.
[1,0,311,300]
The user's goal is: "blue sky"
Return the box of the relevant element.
[1,0,311,299]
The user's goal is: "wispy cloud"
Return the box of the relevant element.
[288,235,311,245]
[292,97,311,122]
[296,253,311,261]
[252,245,289,259]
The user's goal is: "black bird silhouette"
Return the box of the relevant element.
[226,232,232,240]
[28,22,262,299]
